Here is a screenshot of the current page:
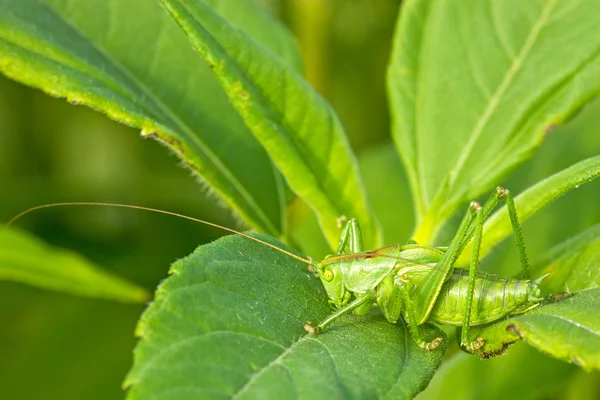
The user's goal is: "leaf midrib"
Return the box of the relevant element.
[540,313,600,336]
[444,41,600,213]
[415,0,558,213]
[446,0,558,190]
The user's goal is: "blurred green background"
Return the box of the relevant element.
[1,0,599,398]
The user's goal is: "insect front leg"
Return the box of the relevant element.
[304,293,374,334]
[309,218,364,275]
[335,218,364,254]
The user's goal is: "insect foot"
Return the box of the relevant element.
[418,337,443,351]
[545,290,574,303]
[304,321,323,335]
[426,337,443,350]
[465,337,485,352]
[469,201,482,211]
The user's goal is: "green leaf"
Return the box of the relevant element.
[0,0,300,237]
[0,227,148,302]
[458,155,600,265]
[470,288,600,372]
[388,0,600,243]
[125,234,447,399]
[160,0,382,250]
[534,223,600,294]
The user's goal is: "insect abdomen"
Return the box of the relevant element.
[427,269,539,326]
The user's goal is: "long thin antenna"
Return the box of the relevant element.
[5,202,314,266]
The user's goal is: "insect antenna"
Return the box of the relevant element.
[5,202,314,266]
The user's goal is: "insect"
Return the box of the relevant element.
[6,187,560,352]
[303,186,549,351]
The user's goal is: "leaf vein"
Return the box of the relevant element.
[528,313,600,337]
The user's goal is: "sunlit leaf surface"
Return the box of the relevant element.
[389,0,600,243]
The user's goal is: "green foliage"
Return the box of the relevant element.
[1,0,600,399]
[0,0,298,236]
[124,234,446,399]
[0,227,147,302]
[388,0,600,244]
[160,0,381,250]
[535,223,600,294]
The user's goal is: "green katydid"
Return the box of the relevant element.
[304,186,548,351]
[6,186,563,353]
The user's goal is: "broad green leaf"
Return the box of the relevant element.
[160,0,382,250]
[458,155,600,265]
[469,287,600,371]
[534,223,600,294]
[125,234,447,399]
[417,343,575,400]
[0,227,147,302]
[0,0,301,238]
[389,0,600,243]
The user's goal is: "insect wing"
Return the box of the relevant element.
[341,256,397,293]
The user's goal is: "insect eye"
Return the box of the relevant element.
[323,269,334,282]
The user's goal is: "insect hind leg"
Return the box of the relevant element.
[460,203,485,352]
[453,187,530,352]
[399,283,443,350]
[459,187,530,279]
[500,188,530,279]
